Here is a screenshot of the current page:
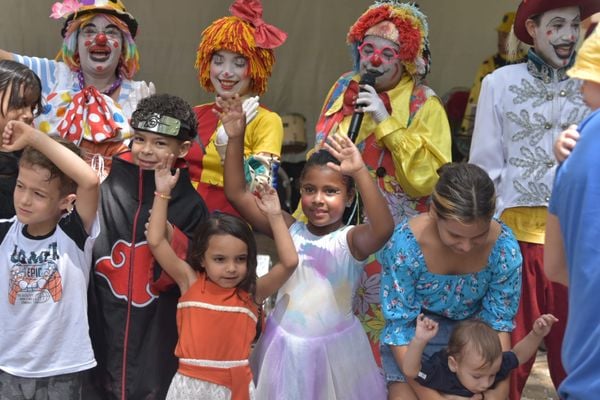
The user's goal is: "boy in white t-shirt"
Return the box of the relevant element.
[0,120,100,399]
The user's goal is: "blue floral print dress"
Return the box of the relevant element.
[377,218,522,346]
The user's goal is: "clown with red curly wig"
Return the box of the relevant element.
[311,0,452,378]
[185,0,287,216]
[0,0,155,180]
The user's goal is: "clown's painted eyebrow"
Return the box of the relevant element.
[81,22,120,30]
[545,15,581,26]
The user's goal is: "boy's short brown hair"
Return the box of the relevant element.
[447,319,503,368]
[19,137,82,197]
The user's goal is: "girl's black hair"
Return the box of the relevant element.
[300,149,355,192]
[0,60,43,118]
[187,212,258,298]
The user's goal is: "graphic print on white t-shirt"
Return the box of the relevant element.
[9,241,63,305]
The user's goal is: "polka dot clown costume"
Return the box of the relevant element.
[12,0,153,179]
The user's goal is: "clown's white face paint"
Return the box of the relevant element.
[77,14,123,77]
[529,6,580,69]
[359,35,404,92]
[209,50,252,98]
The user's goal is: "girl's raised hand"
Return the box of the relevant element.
[323,133,364,176]
[214,94,246,140]
[255,183,282,216]
[1,120,36,151]
[155,153,179,194]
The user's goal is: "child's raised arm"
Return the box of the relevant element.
[253,183,298,303]
[221,95,295,236]
[403,314,439,379]
[0,49,12,61]
[2,121,99,233]
[146,154,196,294]
[323,134,394,260]
[512,314,558,365]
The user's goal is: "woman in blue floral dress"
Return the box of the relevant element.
[378,163,522,400]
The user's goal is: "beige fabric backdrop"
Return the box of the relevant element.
[1,0,521,161]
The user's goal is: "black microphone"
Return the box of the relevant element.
[347,72,377,143]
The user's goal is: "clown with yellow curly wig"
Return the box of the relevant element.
[0,0,155,180]
[185,0,287,216]
[311,0,452,372]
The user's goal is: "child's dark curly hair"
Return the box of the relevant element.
[187,212,258,299]
[131,93,198,140]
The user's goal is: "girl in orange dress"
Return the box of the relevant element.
[146,154,298,400]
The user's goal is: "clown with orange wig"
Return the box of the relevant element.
[185,0,286,216]
[311,0,451,371]
[0,0,155,179]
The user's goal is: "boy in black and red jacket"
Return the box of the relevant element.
[88,94,208,400]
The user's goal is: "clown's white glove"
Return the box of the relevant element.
[121,81,156,115]
[242,95,260,124]
[215,96,260,162]
[356,84,389,124]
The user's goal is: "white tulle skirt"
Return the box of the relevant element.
[165,372,256,400]
[250,316,387,400]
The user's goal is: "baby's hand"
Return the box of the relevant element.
[154,154,179,195]
[554,125,579,162]
[414,313,439,342]
[255,183,281,216]
[215,95,246,140]
[323,133,364,176]
[1,120,37,151]
[532,314,558,337]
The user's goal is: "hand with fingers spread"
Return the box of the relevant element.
[154,153,180,195]
[213,95,260,162]
[355,83,389,124]
[254,183,282,217]
[215,95,246,141]
[323,134,365,176]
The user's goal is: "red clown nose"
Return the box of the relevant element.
[95,32,108,45]
[370,54,383,67]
